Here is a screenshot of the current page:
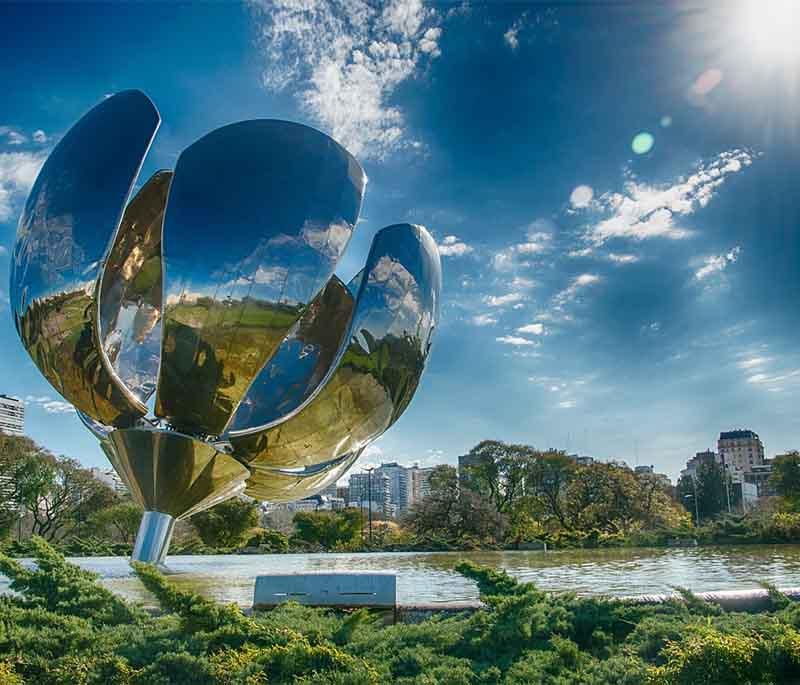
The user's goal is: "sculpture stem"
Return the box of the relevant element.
[132,511,175,565]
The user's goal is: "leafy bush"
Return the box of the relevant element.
[3,538,800,684]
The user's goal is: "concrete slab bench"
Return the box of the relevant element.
[253,573,396,609]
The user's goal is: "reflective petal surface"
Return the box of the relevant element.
[244,450,360,503]
[9,90,159,426]
[229,223,441,469]
[227,276,354,433]
[156,120,366,436]
[107,428,250,519]
[98,171,171,403]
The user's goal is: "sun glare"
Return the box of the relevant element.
[738,0,800,63]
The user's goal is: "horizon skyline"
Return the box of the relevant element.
[2,2,799,486]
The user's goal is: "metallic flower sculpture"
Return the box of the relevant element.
[9,90,441,564]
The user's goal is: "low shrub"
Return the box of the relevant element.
[1,538,800,683]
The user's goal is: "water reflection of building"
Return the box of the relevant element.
[0,395,24,436]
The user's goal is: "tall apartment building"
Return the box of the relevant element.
[89,467,128,495]
[0,395,24,436]
[374,462,409,516]
[718,430,765,479]
[408,465,434,507]
[681,450,717,479]
[348,471,391,515]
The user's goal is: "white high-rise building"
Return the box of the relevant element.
[0,395,24,436]
[374,462,409,516]
[89,467,128,495]
[408,465,434,507]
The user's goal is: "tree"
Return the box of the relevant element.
[405,465,507,545]
[525,450,576,530]
[676,461,728,523]
[771,451,800,506]
[292,509,362,549]
[89,502,143,544]
[0,435,55,538]
[192,498,259,549]
[460,440,535,513]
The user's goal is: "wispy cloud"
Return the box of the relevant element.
[492,220,553,272]
[583,150,753,246]
[24,394,75,415]
[552,273,600,308]
[485,292,525,307]
[437,235,473,257]
[496,334,536,346]
[517,322,545,335]
[503,12,526,50]
[694,246,741,280]
[0,151,45,222]
[470,313,497,326]
[0,126,26,145]
[737,356,772,370]
[253,0,443,159]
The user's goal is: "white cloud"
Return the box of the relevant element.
[695,246,741,280]
[556,399,576,409]
[0,246,8,257]
[496,335,535,346]
[737,356,772,370]
[484,292,524,307]
[24,394,75,415]
[608,253,638,264]
[0,151,45,222]
[492,222,552,271]
[0,126,29,145]
[437,235,474,256]
[32,129,47,144]
[586,150,753,246]
[253,0,443,159]
[517,322,545,335]
[552,273,600,307]
[470,313,497,326]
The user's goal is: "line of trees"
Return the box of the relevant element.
[405,440,690,548]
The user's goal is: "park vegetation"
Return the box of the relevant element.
[3,539,800,683]
[2,436,800,558]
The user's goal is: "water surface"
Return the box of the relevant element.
[4,546,800,606]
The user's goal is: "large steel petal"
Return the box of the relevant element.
[229,224,441,469]
[98,170,171,404]
[9,90,160,426]
[244,450,360,503]
[226,276,354,434]
[156,120,366,436]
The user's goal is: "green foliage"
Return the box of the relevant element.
[191,498,259,549]
[292,509,363,550]
[244,528,290,553]
[771,451,800,505]
[6,535,800,684]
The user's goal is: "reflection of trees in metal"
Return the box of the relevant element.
[10,91,440,563]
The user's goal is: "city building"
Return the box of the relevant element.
[408,464,434,507]
[745,461,775,498]
[374,462,409,515]
[681,450,717,479]
[348,471,390,515]
[718,429,766,478]
[0,395,24,436]
[89,467,128,495]
[567,454,595,466]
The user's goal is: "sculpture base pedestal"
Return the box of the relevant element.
[132,511,175,565]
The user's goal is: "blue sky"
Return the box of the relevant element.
[1,1,799,481]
